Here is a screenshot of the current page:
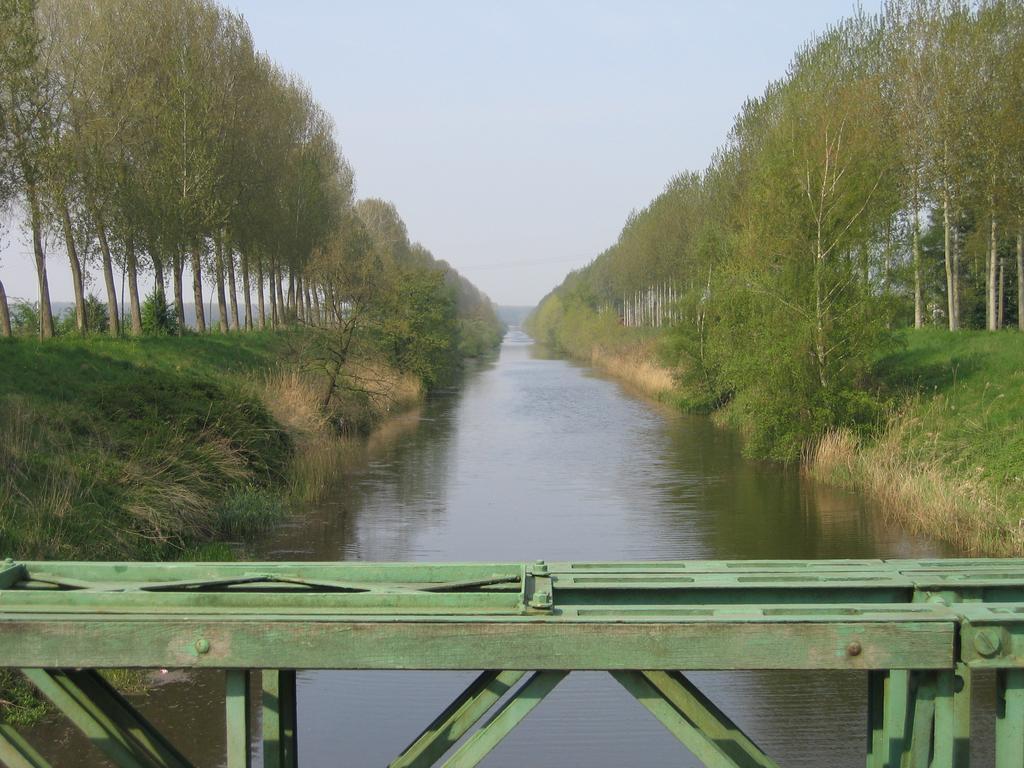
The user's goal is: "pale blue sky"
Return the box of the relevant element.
[1,1,879,307]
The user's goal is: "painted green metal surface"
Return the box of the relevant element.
[0,725,50,768]
[612,670,779,768]
[3,558,1024,766]
[261,670,298,768]
[390,670,525,768]
[225,670,252,768]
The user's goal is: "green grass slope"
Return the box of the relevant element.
[0,333,292,560]
[877,329,1024,517]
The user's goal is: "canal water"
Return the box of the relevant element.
[31,328,997,766]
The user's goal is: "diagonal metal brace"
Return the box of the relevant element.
[612,670,779,768]
[20,668,193,768]
[390,670,525,768]
[440,670,567,768]
[0,723,52,768]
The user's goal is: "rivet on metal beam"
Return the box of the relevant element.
[846,641,862,657]
[195,638,211,655]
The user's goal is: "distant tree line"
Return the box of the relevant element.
[530,0,1023,458]
[0,0,501,360]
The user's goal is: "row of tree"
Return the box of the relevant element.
[530,0,1023,458]
[0,0,501,362]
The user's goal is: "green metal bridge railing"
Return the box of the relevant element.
[0,558,1022,767]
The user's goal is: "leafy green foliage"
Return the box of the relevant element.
[9,301,38,337]
[530,2,1024,461]
[141,287,177,336]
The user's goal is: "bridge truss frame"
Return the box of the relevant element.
[0,558,1023,767]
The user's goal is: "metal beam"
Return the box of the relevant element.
[440,670,567,768]
[391,670,525,768]
[997,669,1024,768]
[7,559,1024,766]
[0,724,51,768]
[612,670,778,768]
[933,665,970,768]
[261,670,298,768]
[20,669,192,768]
[0,619,954,671]
[225,670,251,768]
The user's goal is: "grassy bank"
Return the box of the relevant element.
[0,330,428,561]
[0,332,296,560]
[809,329,1024,555]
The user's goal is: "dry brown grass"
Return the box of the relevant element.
[260,368,332,437]
[259,363,422,504]
[808,423,1020,555]
[590,343,675,399]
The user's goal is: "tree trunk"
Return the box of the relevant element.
[126,235,143,335]
[942,185,957,331]
[988,214,998,331]
[306,284,315,326]
[172,252,186,334]
[0,278,11,337]
[295,274,304,323]
[28,186,54,339]
[214,236,228,333]
[226,240,239,331]
[997,257,1005,330]
[267,260,277,328]
[152,252,165,295]
[952,225,961,329]
[287,272,295,317]
[60,202,87,334]
[191,248,206,333]
[912,203,923,329]
[276,268,287,324]
[1018,230,1023,332]
[96,220,120,338]
[256,256,266,330]
[814,250,828,390]
[311,284,321,327]
[240,249,253,331]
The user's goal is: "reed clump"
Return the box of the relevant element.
[589,343,676,399]
[259,362,423,504]
[809,418,1020,555]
